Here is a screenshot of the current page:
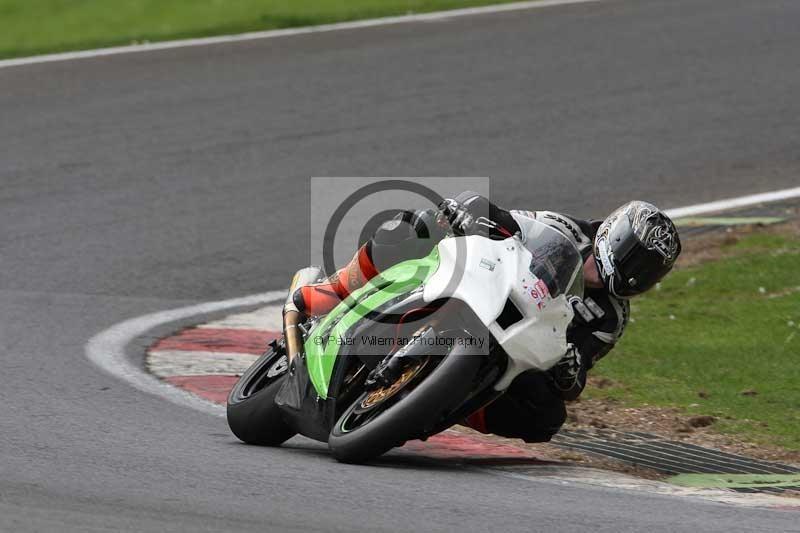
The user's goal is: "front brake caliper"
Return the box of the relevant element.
[365,327,442,390]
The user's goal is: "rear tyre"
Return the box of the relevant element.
[226,342,297,446]
[328,335,484,464]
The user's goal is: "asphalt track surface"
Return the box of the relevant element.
[1,0,799,531]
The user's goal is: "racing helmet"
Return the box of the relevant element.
[593,201,681,298]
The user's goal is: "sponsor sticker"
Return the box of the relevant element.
[569,296,595,322]
[584,297,606,319]
[597,238,615,276]
[530,279,550,310]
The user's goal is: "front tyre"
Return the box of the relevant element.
[328,337,484,464]
[227,341,296,446]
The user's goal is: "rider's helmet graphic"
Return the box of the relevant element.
[593,201,681,298]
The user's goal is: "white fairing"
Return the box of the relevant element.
[422,231,576,391]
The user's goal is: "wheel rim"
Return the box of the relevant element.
[338,357,430,433]
[239,352,288,400]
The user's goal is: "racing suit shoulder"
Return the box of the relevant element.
[510,210,596,259]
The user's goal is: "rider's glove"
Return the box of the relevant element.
[438,198,474,236]
[438,198,510,239]
[551,344,583,393]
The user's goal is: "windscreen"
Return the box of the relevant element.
[524,220,584,299]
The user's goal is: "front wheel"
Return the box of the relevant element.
[227,341,297,446]
[328,335,485,464]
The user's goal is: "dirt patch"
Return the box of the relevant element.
[566,381,800,468]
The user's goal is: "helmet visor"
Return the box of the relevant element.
[611,242,673,297]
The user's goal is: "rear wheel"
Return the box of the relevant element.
[226,341,296,446]
[328,332,485,464]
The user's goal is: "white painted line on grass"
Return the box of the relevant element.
[85,291,285,417]
[0,0,601,70]
[478,465,800,509]
[665,186,800,219]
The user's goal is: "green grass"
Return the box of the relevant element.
[589,230,800,450]
[0,0,523,59]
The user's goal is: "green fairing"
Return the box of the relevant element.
[304,248,440,398]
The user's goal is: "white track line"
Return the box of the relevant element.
[198,304,284,331]
[665,186,800,219]
[0,0,600,70]
[85,291,285,417]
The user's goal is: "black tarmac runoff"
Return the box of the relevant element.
[1,0,799,531]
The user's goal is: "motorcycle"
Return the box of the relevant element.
[226,216,583,463]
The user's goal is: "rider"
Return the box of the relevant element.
[293,192,682,443]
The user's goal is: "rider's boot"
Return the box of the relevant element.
[292,244,378,316]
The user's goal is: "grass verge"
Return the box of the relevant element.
[588,226,800,451]
[0,0,524,59]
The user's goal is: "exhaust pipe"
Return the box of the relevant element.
[283,266,323,362]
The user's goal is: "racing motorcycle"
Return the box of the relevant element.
[226,216,583,463]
